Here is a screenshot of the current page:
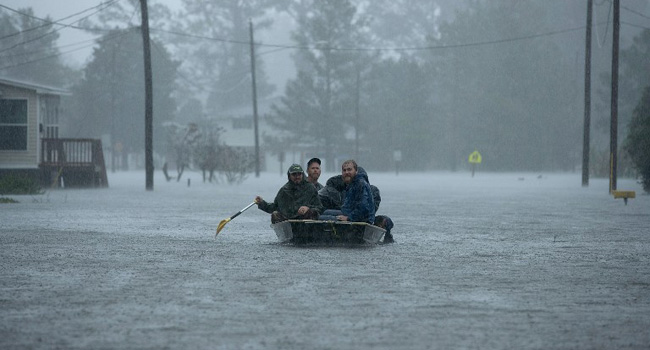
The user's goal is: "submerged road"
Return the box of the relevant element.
[1,171,649,349]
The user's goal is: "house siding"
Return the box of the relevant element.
[0,84,39,169]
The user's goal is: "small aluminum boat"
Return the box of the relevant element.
[271,219,386,244]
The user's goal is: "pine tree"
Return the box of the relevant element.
[0,7,76,86]
[67,29,178,161]
[269,0,375,171]
[624,86,650,192]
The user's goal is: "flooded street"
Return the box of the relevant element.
[1,171,649,349]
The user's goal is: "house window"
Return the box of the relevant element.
[40,96,59,138]
[0,99,28,150]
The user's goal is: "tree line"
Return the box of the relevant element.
[1,0,648,182]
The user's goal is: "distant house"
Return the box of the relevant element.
[214,97,323,175]
[0,77,107,188]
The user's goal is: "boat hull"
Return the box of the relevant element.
[271,220,386,244]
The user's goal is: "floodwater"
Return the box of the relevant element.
[1,170,649,349]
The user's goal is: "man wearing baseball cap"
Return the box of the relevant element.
[255,164,323,223]
[306,157,323,191]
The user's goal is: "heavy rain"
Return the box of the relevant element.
[1,1,650,349]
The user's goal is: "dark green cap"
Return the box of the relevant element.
[288,164,303,174]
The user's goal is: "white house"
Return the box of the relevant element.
[214,96,325,176]
[0,77,107,188]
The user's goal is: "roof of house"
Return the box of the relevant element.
[0,77,70,96]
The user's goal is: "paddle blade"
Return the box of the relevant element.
[215,218,231,237]
[215,202,256,238]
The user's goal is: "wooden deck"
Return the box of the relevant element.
[40,138,109,188]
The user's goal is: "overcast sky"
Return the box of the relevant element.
[4,0,647,91]
[2,0,183,68]
[2,0,296,88]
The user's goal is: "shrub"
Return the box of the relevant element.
[624,86,650,193]
[0,175,43,195]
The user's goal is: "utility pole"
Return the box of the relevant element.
[110,47,117,173]
[324,43,333,172]
[609,0,620,193]
[249,19,260,177]
[354,68,360,161]
[582,0,593,187]
[140,0,154,191]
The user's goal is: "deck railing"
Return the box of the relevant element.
[40,138,108,187]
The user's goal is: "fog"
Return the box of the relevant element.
[1,1,649,174]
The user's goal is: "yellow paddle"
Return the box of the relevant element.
[216,202,256,237]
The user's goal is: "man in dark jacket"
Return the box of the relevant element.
[318,175,345,210]
[255,164,323,224]
[319,167,380,212]
[319,165,394,243]
[320,160,375,224]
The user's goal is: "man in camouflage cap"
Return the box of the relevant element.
[255,164,323,224]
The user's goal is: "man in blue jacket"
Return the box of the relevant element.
[320,159,375,224]
[318,166,380,213]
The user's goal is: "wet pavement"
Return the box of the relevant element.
[1,171,649,349]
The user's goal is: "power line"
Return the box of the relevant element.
[257,46,292,57]
[2,0,647,60]
[597,0,650,20]
[0,29,134,71]
[0,5,141,70]
[621,4,650,20]
[0,1,120,40]
[622,21,650,30]
[596,0,613,48]
[6,19,647,73]
[0,35,98,60]
[2,3,646,74]
[0,43,87,71]
[393,26,587,52]
[596,0,650,19]
[154,24,588,53]
[0,1,120,55]
[150,39,205,93]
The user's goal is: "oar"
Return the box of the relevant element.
[216,202,256,237]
